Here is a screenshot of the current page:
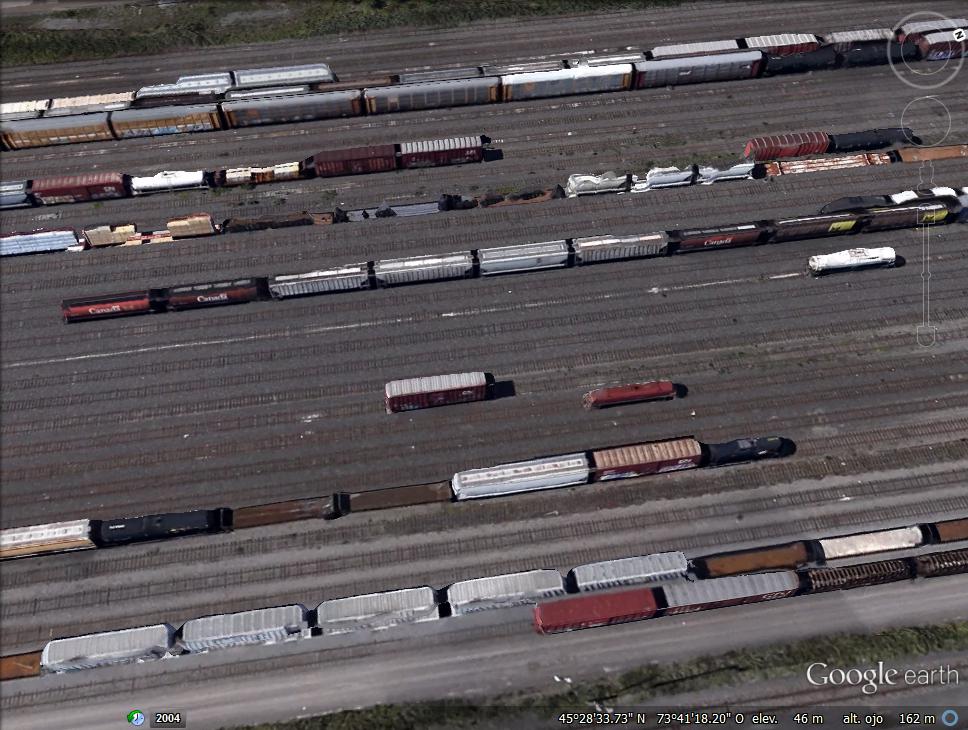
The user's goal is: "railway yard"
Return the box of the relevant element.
[2,2,968,728]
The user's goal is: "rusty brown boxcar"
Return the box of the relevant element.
[934,517,968,543]
[743,131,830,160]
[0,652,41,681]
[896,144,968,163]
[337,481,453,513]
[699,541,812,578]
[590,437,702,481]
[582,380,676,409]
[675,223,767,252]
[30,173,127,205]
[802,558,913,593]
[109,104,221,139]
[533,587,659,634]
[1,113,114,149]
[231,497,336,528]
[310,145,397,177]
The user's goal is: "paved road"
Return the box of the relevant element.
[3,576,966,730]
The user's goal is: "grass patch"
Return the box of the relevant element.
[225,621,968,730]
[2,0,682,67]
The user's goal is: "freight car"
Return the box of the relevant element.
[179,605,309,651]
[932,518,968,543]
[817,525,924,561]
[165,278,269,310]
[589,438,703,480]
[232,497,337,528]
[61,289,167,323]
[704,436,789,466]
[800,559,913,593]
[663,571,800,614]
[2,229,79,257]
[446,569,566,615]
[913,549,968,578]
[582,380,676,409]
[385,372,489,413]
[333,481,452,514]
[41,625,175,672]
[93,509,232,547]
[569,551,689,592]
[29,173,126,205]
[316,587,439,635]
[697,541,812,578]
[534,587,659,634]
[452,454,590,500]
[0,520,96,560]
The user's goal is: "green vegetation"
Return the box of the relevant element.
[2,0,681,67]
[226,621,968,730]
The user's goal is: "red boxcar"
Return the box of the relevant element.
[385,372,488,414]
[743,132,831,161]
[30,172,127,205]
[675,223,765,251]
[62,290,157,323]
[582,380,675,409]
[310,145,397,177]
[915,33,967,61]
[398,136,484,169]
[534,587,659,634]
[166,278,266,311]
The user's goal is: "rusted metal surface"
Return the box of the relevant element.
[231,497,335,528]
[0,652,41,681]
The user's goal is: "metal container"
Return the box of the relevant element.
[578,53,647,66]
[364,78,500,114]
[804,559,912,593]
[633,51,762,88]
[1,113,114,149]
[231,497,335,528]
[897,18,967,41]
[130,170,207,194]
[935,518,968,543]
[821,28,895,51]
[385,372,488,413]
[675,223,765,251]
[572,232,669,263]
[134,83,228,101]
[110,104,221,138]
[0,519,95,560]
[0,180,30,209]
[0,99,49,121]
[914,549,968,578]
[483,61,565,75]
[763,45,838,75]
[582,380,676,408]
[396,67,483,83]
[398,136,483,168]
[316,587,439,635]
[61,290,160,322]
[83,224,137,248]
[46,92,134,116]
[565,172,632,197]
[650,40,740,58]
[338,481,453,513]
[696,162,757,184]
[166,278,265,310]
[534,587,659,634]
[221,91,362,127]
[219,163,301,185]
[743,132,830,160]
[373,252,474,286]
[499,63,633,101]
[166,214,216,239]
[452,454,590,500]
[180,605,308,652]
[268,265,370,298]
[819,526,924,560]
[222,213,318,233]
[590,438,702,481]
[224,86,310,100]
[743,33,819,56]
[3,230,78,257]
[772,213,861,241]
[896,144,968,163]
[863,203,949,231]
[0,653,41,681]
[917,32,967,61]
[94,509,230,546]
[663,571,799,614]
[570,551,689,592]
[477,240,569,275]
[41,625,175,672]
[311,144,397,176]
[232,63,335,88]
[175,72,233,88]
[30,172,127,205]
[704,436,787,466]
[447,569,566,615]
[699,542,811,578]
[827,127,913,153]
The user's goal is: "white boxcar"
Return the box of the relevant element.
[42,624,175,672]
[224,86,311,100]
[373,252,474,286]
[0,519,95,560]
[650,40,740,58]
[565,172,631,197]
[135,83,229,99]
[743,33,819,54]
[477,240,569,275]
[232,63,335,88]
[179,605,308,652]
[821,29,894,51]
[46,92,134,116]
[130,170,207,195]
[316,586,439,635]
[1,99,50,121]
[578,53,647,66]
[634,51,762,87]
[808,247,896,275]
[573,232,670,263]
[663,572,800,614]
[0,180,31,209]
[1,230,78,257]
[571,551,689,592]
[819,526,924,561]
[175,72,234,88]
[500,63,633,101]
[638,166,696,189]
[697,162,757,184]
[447,569,566,615]
[269,265,370,298]
[897,18,967,38]
[452,454,590,500]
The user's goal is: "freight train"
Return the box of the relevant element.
[14,538,968,677]
[2,20,965,150]
[0,135,487,210]
[58,189,966,323]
